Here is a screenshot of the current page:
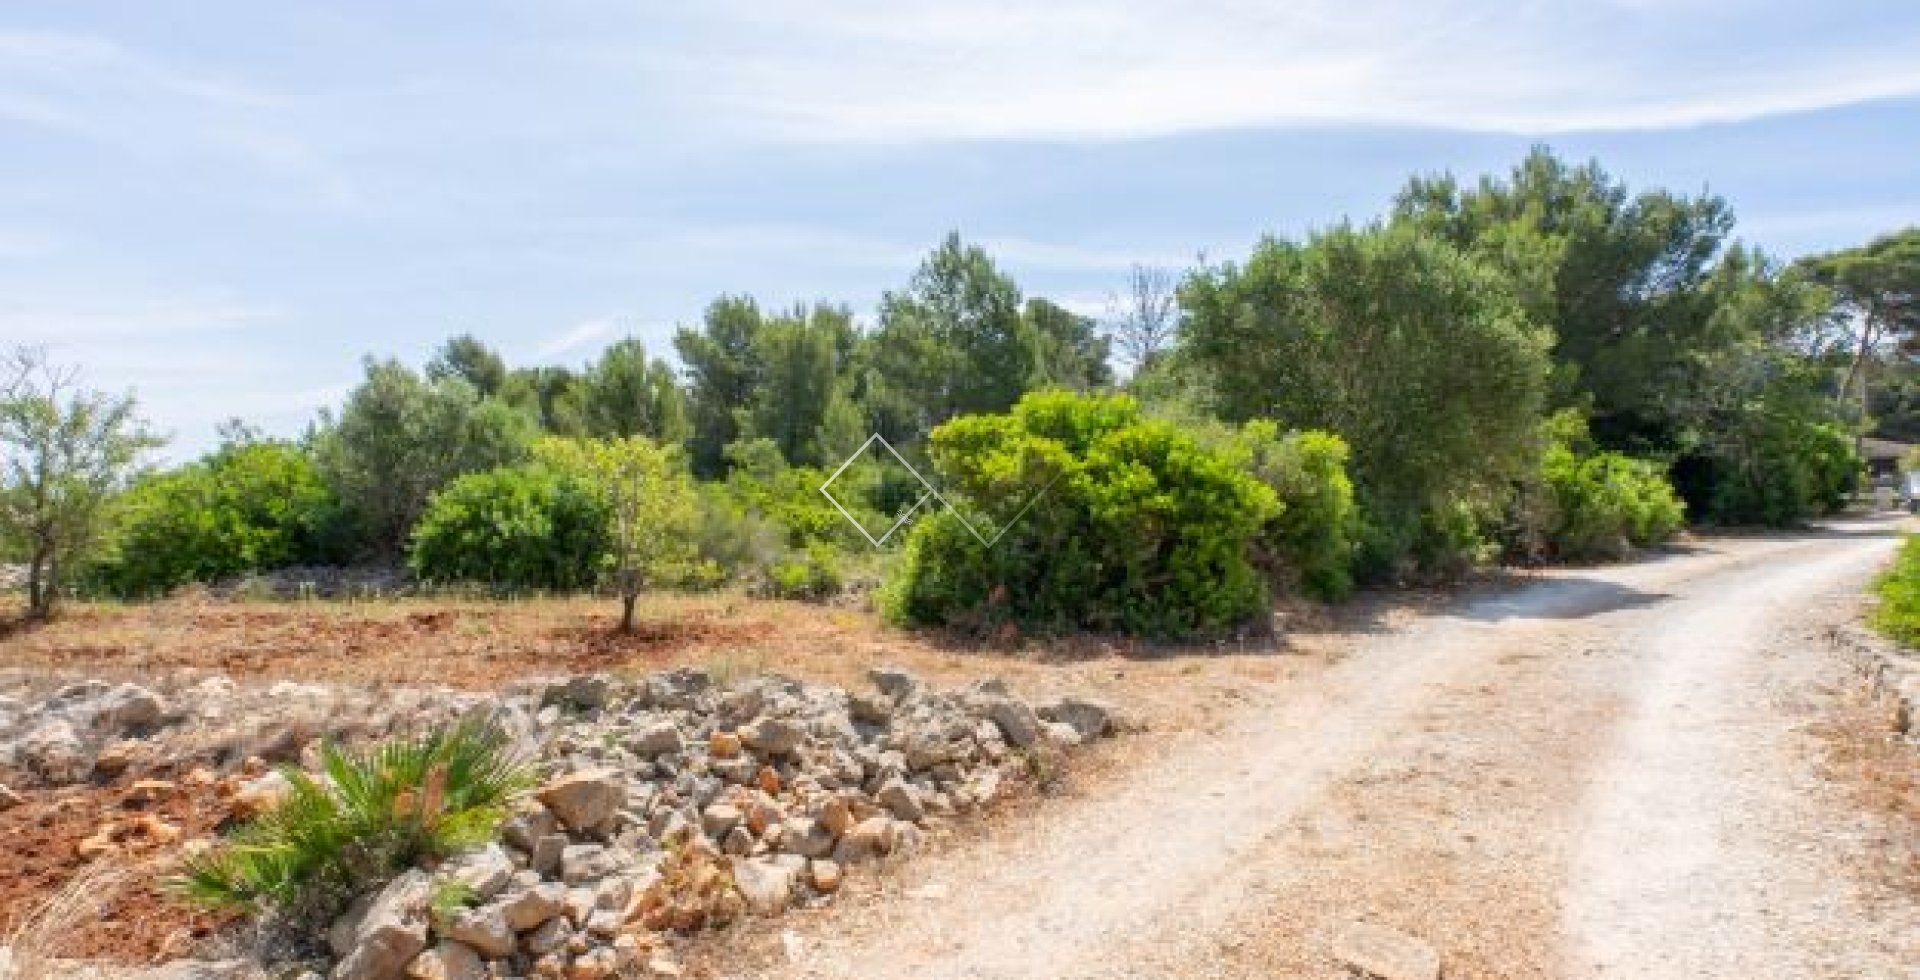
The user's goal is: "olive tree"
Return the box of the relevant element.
[535,436,698,632]
[0,348,161,619]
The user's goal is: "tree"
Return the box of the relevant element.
[426,333,508,398]
[535,436,698,632]
[313,359,537,556]
[1393,147,1735,454]
[501,365,588,436]
[0,348,160,618]
[1024,297,1113,391]
[581,337,690,443]
[1179,223,1551,571]
[675,296,767,476]
[743,304,864,468]
[1106,264,1180,370]
[1797,227,1920,418]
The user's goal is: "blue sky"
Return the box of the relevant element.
[3,1,1918,458]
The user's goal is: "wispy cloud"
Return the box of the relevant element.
[657,0,1920,142]
[0,295,282,343]
[535,315,620,358]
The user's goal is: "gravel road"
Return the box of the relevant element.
[759,520,1919,979]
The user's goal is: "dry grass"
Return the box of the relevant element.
[1,861,133,979]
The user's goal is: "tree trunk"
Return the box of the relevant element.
[620,590,638,634]
[26,546,52,621]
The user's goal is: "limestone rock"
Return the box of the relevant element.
[536,770,626,832]
[404,940,485,980]
[331,870,431,980]
[1035,696,1112,739]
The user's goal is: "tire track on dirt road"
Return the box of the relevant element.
[768,524,1913,979]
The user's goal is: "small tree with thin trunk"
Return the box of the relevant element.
[0,348,161,620]
[534,436,697,632]
[1105,263,1180,371]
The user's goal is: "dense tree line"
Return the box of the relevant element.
[5,148,1915,632]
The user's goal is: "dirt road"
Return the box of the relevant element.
[761,521,1919,979]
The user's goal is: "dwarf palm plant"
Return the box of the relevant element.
[178,718,532,917]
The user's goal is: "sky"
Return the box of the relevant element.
[3,0,1918,458]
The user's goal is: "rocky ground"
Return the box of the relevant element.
[0,659,1122,979]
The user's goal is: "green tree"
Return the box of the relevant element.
[1024,297,1113,391]
[534,436,698,632]
[501,365,588,436]
[1393,147,1735,453]
[408,463,610,591]
[0,349,161,618]
[313,359,537,557]
[425,333,508,398]
[1179,223,1551,573]
[95,439,346,596]
[1797,227,1920,418]
[675,296,767,476]
[743,304,863,468]
[581,337,690,443]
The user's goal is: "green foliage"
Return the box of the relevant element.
[314,358,538,556]
[1220,423,1360,600]
[0,349,162,618]
[533,436,699,629]
[882,391,1278,639]
[93,440,346,596]
[1179,222,1551,577]
[1520,411,1685,561]
[407,463,610,591]
[581,337,691,443]
[763,545,844,600]
[176,720,531,920]
[1677,410,1858,527]
[1871,535,1920,648]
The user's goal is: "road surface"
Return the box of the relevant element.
[757,521,1919,978]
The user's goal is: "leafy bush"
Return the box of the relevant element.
[881,391,1278,639]
[178,720,531,921]
[1675,413,1858,527]
[407,463,610,591]
[763,544,845,600]
[1527,412,1686,560]
[1220,423,1359,600]
[92,440,347,597]
[1872,535,1920,647]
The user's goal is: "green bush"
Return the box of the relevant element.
[177,720,531,922]
[881,391,1278,639]
[92,440,348,597]
[1677,413,1858,527]
[1221,423,1359,600]
[407,463,610,591]
[1530,412,1686,560]
[1872,535,1920,647]
[763,544,844,600]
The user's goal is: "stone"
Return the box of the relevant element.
[847,692,893,724]
[707,729,743,758]
[629,720,682,757]
[739,717,805,756]
[561,844,628,885]
[831,817,900,866]
[1041,721,1082,747]
[0,782,22,810]
[646,668,711,710]
[711,755,757,783]
[499,882,568,931]
[530,833,568,876]
[230,770,292,818]
[332,870,431,980]
[440,844,514,901]
[875,779,924,822]
[981,697,1041,749]
[701,803,742,839]
[92,738,143,777]
[1035,696,1112,739]
[584,907,625,938]
[731,857,799,914]
[567,946,622,980]
[440,905,515,959]
[501,807,558,852]
[1331,921,1441,980]
[722,825,755,855]
[405,940,485,980]
[807,859,842,893]
[756,765,783,796]
[522,916,572,956]
[536,770,626,832]
[867,667,920,701]
[17,718,89,783]
[545,675,614,711]
[780,817,837,859]
[816,796,854,836]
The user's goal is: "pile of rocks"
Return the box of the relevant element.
[319,666,1111,980]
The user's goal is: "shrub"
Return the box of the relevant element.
[177,720,531,921]
[762,545,844,600]
[1527,412,1686,560]
[1675,413,1857,527]
[1872,535,1920,647]
[1220,423,1359,600]
[92,440,347,597]
[881,391,1278,639]
[408,463,610,591]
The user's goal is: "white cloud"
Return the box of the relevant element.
[535,315,620,358]
[659,0,1920,142]
[0,296,282,343]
